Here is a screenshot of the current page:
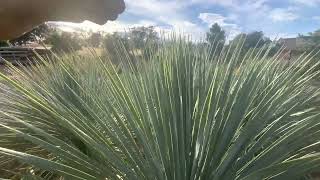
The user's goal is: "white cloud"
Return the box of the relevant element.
[269,8,299,22]
[313,16,320,20]
[191,0,236,7]
[199,13,228,26]
[195,0,273,35]
[102,20,160,33]
[49,19,159,35]
[266,32,297,40]
[102,19,206,41]
[122,0,303,40]
[192,0,269,12]
[292,0,320,6]
[198,13,241,40]
[125,0,186,19]
[124,0,208,40]
[49,0,310,42]
[48,21,102,33]
[149,15,206,40]
[235,0,269,12]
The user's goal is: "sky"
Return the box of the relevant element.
[54,0,320,40]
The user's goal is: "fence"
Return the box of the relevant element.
[0,47,49,65]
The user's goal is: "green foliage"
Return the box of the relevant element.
[206,23,226,45]
[1,37,320,179]
[102,28,159,66]
[206,23,226,57]
[129,26,159,49]
[87,32,103,48]
[308,29,320,37]
[102,33,127,66]
[45,31,82,52]
[297,29,320,53]
[231,31,271,51]
[0,40,9,47]
[126,26,159,60]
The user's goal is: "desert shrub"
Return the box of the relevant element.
[1,37,320,179]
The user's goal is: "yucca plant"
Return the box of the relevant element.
[1,37,320,179]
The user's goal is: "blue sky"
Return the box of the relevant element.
[56,0,320,40]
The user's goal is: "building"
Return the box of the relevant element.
[278,37,312,51]
[278,36,313,60]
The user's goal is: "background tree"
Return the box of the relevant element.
[309,29,320,37]
[129,26,159,49]
[102,32,140,70]
[231,31,271,50]
[103,33,122,64]
[45,31,82,52]
[246,31,271,49]
[206,23,226,45]
[87,32,103,48]
[297,29,320,53]
[227,31,277,59]
[206,23,226,58]
[9,23,50,45]
[128,26,159,60]
[230,33,246,46]
[101,27,159,69]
